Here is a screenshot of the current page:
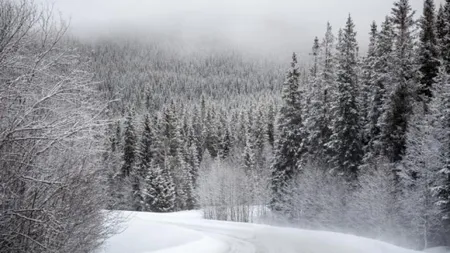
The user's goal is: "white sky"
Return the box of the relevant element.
[38,0,446,57]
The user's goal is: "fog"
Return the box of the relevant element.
[40,0,445,57]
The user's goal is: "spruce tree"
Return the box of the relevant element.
[431,70,450,244]
[364,17,395,161]
[361,22,378,149]
[218,111,231,159]
[328,15,362,180]
[311,36,320,77]
[436,3,446,58]
[267,104,276,147]
[379,0,416,163]
[143,161,176,212]
[122,110,136,178]
[305,23,335,167]
[440,0,450,71]
[133,114,156,210]
[418,0,440,99]
[191,106,205,163]
[205,108,220,158]
[271,53,307,212]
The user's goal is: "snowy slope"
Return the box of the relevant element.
[98,211,419,253]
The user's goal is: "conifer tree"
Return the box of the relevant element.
[311,36,320,77]
[267,104,276,147]
[271,53,307,211]
[305,23,335,166]
[205,108,220,158]
[122,110,136,177]
[431,70,450,244]
[361,22,378,148]
[418,0,440,99]
[379,0,416,163]
[143,161,176,212]
[436,3,446,58]
[439,0,450,71]
[364,17,395,162]
[191,106,205,163]
[133,114,157,210]
[328,15,362,179]
[218,111,231,159]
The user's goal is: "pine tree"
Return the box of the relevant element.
[173,145,195,211]
[436,3,446,59]
[122,110,136,178]
[143,161,176,212]
[328,15,362,180]
[133,114,156,210]
[271,53,307,212]
[267,104,276,147]
[111,120,121,153]
[379,0,416,164]
[418,0,440,99]
[205,108,220,158]
[188,142,200,191]
[364,16,395,161]
[244,122,257,174]
[311,36,320,77]
[218,111,231,159]
[361,22,378,149]
[439,0,450,71]
[153,115,166,168]
[431,70,450,244]
[163,102,180,157]
[191,106,205,163]
[305,23,335,167]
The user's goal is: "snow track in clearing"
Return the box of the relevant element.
[99,211,419,253]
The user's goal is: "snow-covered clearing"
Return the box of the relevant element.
[98,211,420,253]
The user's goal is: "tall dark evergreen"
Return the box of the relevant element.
[418,0,440,99]
[432,71,450,244]
[134,114,156,210]
[270,53,307,212]
[328,15,362,179]
[305,23,335,166]
[311,36,320,77]
[143,161,176,212]
[267,104,276,147]
[364,17,395,161]
[379,0,416,163]
[361,22,378,149]
[436,4,446,46]
[122,110,137,177]
[439,0,450,71]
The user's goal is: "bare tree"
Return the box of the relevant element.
[0,1,116,252]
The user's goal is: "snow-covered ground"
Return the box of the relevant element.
[98,210,420,253]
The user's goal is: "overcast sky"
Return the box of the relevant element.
[39,0,445,57]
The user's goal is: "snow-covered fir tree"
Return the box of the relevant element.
[122,110,137,178]
[270,53,308,212]
[379,0,417,164]
[418,0,440,100]
[143,161,176,212]
[327,15,362,180]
